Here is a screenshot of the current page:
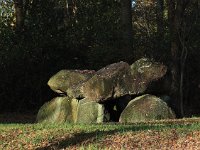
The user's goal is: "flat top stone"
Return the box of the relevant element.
[95,61,130,78]
[82,61,132,102]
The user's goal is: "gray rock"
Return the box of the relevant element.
[76,98,110,124]
[48,70,95,95]
[36,97,78,123]
[119,94,176,123]
[82,61,134,103]
[81,58,167,103]
[130,58,167,94]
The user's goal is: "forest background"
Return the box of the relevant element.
[0,0,199,118]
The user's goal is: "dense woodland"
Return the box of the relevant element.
[0,0,199,117]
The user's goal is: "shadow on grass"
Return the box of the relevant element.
[36,129,118,150]
[35,122,196,150]
[36,128,127,150]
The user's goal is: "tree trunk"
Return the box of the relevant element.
[156,0,164,38]
[120,0,133,62]
[63,0,76,26]
[14,0,24,31]
[66,0,76,19]
[167,0,191,117]
[167,0,182,117]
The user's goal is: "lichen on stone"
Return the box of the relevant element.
[119,94,176,123]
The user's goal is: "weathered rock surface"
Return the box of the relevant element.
[130,58,167,94]
[66,82,85,99]
[82,61,134,103]
[81,58,167,103]
[76,98,110,124]
[119,94,176,123]
[41,58,170,124]
[48,70,95,95]
[36,97,78,123]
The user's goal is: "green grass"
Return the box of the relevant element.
[1,118,200,149]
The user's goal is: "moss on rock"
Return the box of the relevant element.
[119,94,176,123]
[47,70,95,95]
[130,58,167,94]
[82,62,134,102]
[36,97,78,123]
[82,58,167,103]
[76,98,110,124]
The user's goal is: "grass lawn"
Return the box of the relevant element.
[1,117,200,149]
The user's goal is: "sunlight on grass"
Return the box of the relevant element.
[1,118,200,149]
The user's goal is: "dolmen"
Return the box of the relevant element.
[36,58,176,124]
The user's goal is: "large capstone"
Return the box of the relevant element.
[119,94,176,123]
[81,58,167,103]
[36,97,78,123]
[82,61,134,103]
[48,70,95,95]
[76,98,110,124]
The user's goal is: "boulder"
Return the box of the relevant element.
[36,97,78,123]
[130,58,167,94]
[47,70,95,95]
[82,61,134,103]
[81,58,167,103]
[76,98,110,124]
[119,94,176,123]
